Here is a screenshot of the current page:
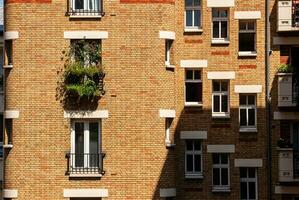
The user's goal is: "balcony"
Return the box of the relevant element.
[277,0,299,31]
[66,0,103,18]
[278,73,298,107]
[65,153,105,177]
[278,148,299,182]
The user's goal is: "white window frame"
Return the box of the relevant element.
[212,153,230,192]
[212,8,229,43]
[238,20,257,56]
[185,140,203,178]
[184,0,202,31]
[165,40,172,66]
[240,168,258,200]
[71,120,101,169]
[185,69,203,106]
[212,80,230,118]
[72,0,100,12]
[239,94,257,132]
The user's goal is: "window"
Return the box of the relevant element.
[70,121,101,173]
[212,153,230,192]
[185,0,201,30]
[212,8,228,42]
[165,118,174,147]
[212,81,229,117]
[185,70,202,106]
[185,140,202,178]
[239,95,257,131]
[240,168,257,200]
[5,40,13,66]
[165,40,172,67]
[70,0,102,16]
[239,20,256,55]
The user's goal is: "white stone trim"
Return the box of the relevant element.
[180,131,207,139]
[234,159,263,167]
[275,186,299,194]
[159,31,175,40]
[273,111,299,120]
[207,145,235,153]
[160,188,176,197]
[5,110,19,119]
[3,189,18,198]
[180,60,208,68]
[4,31,19,40]
[64,31,108,39]
[234,85,262,93]
[207,0,234,7]
[234,11,261,19]
[273,37,299,45]
[63,189,108,197]
[159,109,175,118]
[64,110,108,119]
[207,71,235,80]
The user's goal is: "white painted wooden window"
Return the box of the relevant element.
[185,70,202,106]
[71,121,101,168]
[185,0,201,30]
[165,40,172,66]
[239,94,257,130]
[239,20,256,53]
[212,8,229,41]
[185,140,202,178]
[165,118,171,144]
[212,81,229,117]
[72,0,100,11]
[212,153,230,191]
[240,168,257,200]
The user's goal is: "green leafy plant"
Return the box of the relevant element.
[278,64,293,73]
[57,39,105,105]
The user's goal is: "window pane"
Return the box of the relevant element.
[186,140,193,150]
[221,95,228,112]
[194,140,201,150]
[248,168,256,178]
[240,109,247,126]
[186,10,193,27]
[75,122,84,167]
[249,182,256,199]
[194,10,201,27]
[221,154,228,164]
[221,21,228,38]
[213,21,219,38]
[194,70,201,80]
[213,168,220,185]
[220,9,228,17]
[248,21,255,30]
[239,21,247,30]
[186,82,201,102]
[213,95,220,112]
[213,154,220,164]
[240,182,248,199]
[75,0,84,9]
[186,70,193,80]
[186,154,193,172]
[221,168,229,185]
[240,168,247,178]
[240,95,247,105]
[239,33,255,51]
[248,95,255,105]
[248,109,256,126]
[185,0,193,6]
[89,122,99,167]
[221,81,228,91]
[194,0,201,6]
[213,81,220,92]
[212,9,219,17]
[194,154,201,172]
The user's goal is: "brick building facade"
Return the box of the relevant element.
[2,0,269,199]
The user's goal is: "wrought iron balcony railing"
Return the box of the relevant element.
[65,153,105,176]
[66,0,103,17]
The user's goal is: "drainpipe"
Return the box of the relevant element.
[265,0,272,199]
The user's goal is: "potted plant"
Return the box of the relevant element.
[277,138,292,148]
[277,64,293,73]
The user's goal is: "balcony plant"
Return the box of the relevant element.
[277,138,292,148]
[277,64,293,73]
[57,40,105,107]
